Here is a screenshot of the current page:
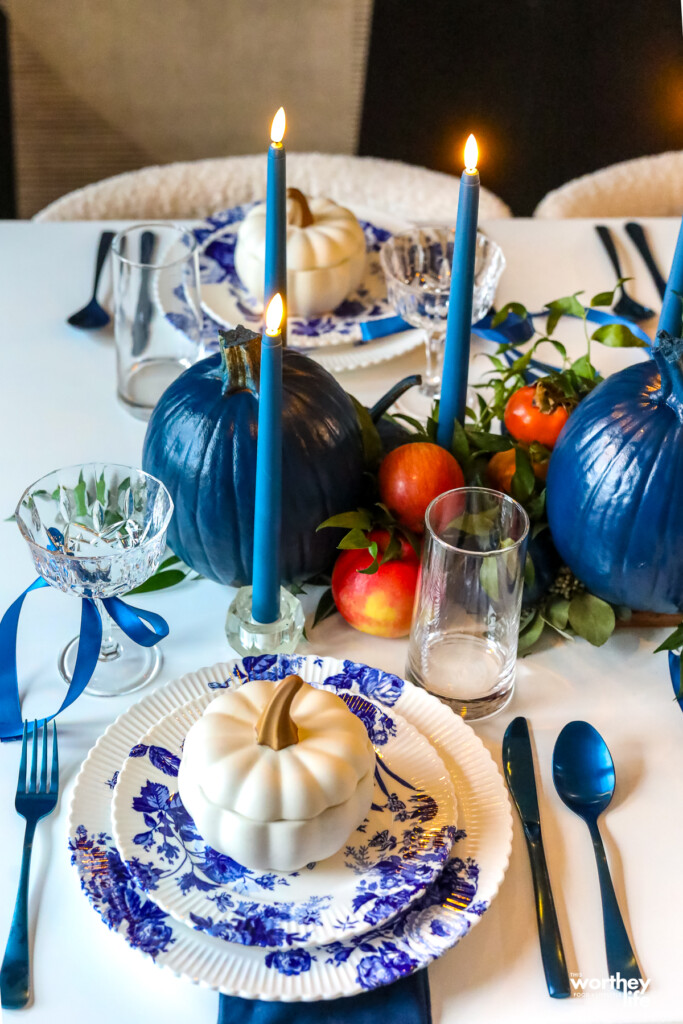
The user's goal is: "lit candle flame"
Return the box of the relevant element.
[464,134,478,174]
[265,292,284,334]
[271,107,286,144]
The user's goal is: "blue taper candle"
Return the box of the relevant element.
[264,107,287,317]
[658,216,683,337]
[436,134,480,450]
[252,294,284,624]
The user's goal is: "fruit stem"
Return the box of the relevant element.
[255,674,305,750]
[653,330,683,421]
[369,375,423,423]
[286,188,314,228]
[218,326,262,396]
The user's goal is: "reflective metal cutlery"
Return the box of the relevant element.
[503,716,570,998]
[67,231,115,329]
[595,225,655,322]
[552,721,642,987]
[131,229,157,356]
[625,222,667,299]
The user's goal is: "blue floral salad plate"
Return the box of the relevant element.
[110,690,458,949]
[68,655,512,1001]
[155,203,425,372]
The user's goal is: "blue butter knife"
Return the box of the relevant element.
[503,716,570,998]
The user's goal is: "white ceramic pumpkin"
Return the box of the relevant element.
[178,675,375,872]
[234,190,367,318]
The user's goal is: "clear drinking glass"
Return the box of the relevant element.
[15,463,173,697]
[406,487,529,720]
[112,223,203,419]
[380,227,505,416]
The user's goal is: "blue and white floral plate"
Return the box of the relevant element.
[156,204,425,373]
[110,690,458,949]
[68,655,512,1001]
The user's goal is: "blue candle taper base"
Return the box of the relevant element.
[225,585,305,657]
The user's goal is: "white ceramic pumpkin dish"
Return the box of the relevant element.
[68,655,512,1001]
[177,676,376,872]
[110,689,458,948]
[234,192,367,318]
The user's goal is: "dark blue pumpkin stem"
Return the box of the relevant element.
[653,330,683,418]
[218,326,262,396]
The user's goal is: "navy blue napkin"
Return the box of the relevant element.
[217,969,431,1023]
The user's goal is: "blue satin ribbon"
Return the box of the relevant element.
[668,652,683,713]
[0,579,169,741]
[360,307,652,350]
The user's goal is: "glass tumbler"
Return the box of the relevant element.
[406,487,529,720]
[112,223,203,419]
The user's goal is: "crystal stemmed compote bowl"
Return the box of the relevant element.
[380,227,505,417]
[15,463,173,697]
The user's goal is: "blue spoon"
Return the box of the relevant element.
[552,722,642,986]
[67,231,114,329]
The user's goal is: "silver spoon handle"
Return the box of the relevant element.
[587,819,642,984]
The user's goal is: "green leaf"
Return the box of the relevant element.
[127,569,188,594]
[567,592,616,646]
[287,580,306,596]
[479,556,500,601]
[350,396,383,468]
[591,323,647,349]
[525,489,546,522]
[511,446,535,503]
[545,292,585,336]
[317,509,372,532]
[450,419,470,466]
[357,540,380,574]
[492,302,528,327]
[571,354,597,379]
[654,620,683,653]
[379,531,402,566]
[96,472,107,506]
[590,278,630,307]
[73,473,88,517]
[518,612,545,653]
[524,552,535,589]
[466,430,513,453]
[158,553,181,572]
[547,597,571,630]
[312,587,337,627]
[337,528,371,551]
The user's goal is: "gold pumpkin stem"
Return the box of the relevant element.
[256,675,305,750]
[286,188,314,228]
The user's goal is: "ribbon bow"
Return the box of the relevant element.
[0,578,169,741]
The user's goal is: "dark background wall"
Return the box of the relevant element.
[360,0,683,214]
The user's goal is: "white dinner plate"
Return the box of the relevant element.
[68,655,512,1001]
[110,691,457,949]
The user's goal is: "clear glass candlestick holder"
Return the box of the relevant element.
[380,227,505,419]
[406,487,529,720]
[226,586,305,657]
[15,463,173,697]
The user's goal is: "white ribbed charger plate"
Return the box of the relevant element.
[68,655,512,1001]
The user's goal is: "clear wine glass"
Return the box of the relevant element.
[380,227,505,417]
[15,463,173,697]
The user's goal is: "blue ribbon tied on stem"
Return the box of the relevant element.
[0,578,169,741]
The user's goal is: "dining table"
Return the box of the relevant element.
[0,215,681,1024]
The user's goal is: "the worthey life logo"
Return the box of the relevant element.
[570,972,651,997]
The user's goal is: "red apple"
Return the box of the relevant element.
[331,530,420,638]
[378,442,465,534]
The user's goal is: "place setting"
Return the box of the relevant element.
[2,86,683,1024]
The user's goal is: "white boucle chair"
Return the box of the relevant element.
[534,151,683,218]
[34,153,512,223]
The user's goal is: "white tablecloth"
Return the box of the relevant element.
[0,218,681,1024]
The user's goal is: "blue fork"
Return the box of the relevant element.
[0,721,59,1010]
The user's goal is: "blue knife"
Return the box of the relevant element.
[503,716,570,998]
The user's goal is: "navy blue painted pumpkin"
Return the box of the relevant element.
[546,332,683,612]
[142,326,366,586]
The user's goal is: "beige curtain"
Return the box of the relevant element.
[3,0,374,216]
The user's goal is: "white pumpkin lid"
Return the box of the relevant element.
[181,676,375,823]
[238,193,366,273]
